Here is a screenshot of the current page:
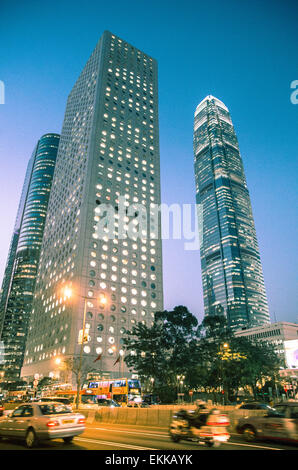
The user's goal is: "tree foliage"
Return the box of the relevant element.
[123,306,199,402]
[123,309,282,402]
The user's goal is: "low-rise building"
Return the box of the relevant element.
[235,321,298,380]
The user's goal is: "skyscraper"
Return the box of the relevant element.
[0,151,35,330]
[193,95,270,330]
[21,31,163,384]
[0,133,60,380]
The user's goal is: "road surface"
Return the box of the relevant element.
[0,422,296,452]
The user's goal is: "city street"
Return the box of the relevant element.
[0,4,297,463]
[0,422,296,451]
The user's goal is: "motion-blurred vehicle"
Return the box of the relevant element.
[0,401,85,448]
[4,398,20,404]
[97,398,120,408]
[0,402,4,417]
[236,402,274,411]
[39,397,72,406]
[142,394,160,405]
[169,407,230,447]
[127,400,150,408]
[236,401,298,445]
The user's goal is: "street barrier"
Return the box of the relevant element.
[79,406,267,432]
[2,402,268,432]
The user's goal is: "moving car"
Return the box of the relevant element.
[0,402,4,417]
[0,401,86,448]
[39,397,72,406]
[236,401,298,445]
[237,402,274,411]
[127,400,150,408]
[97,398,120,408]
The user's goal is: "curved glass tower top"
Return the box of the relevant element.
[193,95,270,330]
[17,133,59,252]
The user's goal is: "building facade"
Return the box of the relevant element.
[0,134,60,380]
[21,31,163,384]
[0,151,35,331]
[235,322,298,379]
[193,95,270,330]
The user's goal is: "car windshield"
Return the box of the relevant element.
[259,404,273,409]
[39,403,72,415]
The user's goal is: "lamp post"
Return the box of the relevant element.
[218,342,229,405]
[177,375,185,404]
[62,285,107,410]
[119,349,125,377]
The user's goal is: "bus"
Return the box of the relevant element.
[87,378,142,406]
[53,378,141,407]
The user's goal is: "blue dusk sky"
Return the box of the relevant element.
[0,0,297,324]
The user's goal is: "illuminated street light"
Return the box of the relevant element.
[177,375,185,403]
[63,286,73,299]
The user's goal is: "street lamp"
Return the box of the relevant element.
[61,285,107,410]
[218,343,229,404]
[54,356,68,383]
[177,375,185,404]
[150,377,155,393]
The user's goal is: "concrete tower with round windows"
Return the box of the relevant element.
[21,32,163,384]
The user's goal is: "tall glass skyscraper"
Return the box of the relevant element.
[193,95,270,330]
[0,152,35,329]
[0,134,60,380]
[21,31,163,384]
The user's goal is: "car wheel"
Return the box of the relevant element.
[243,425,257,442]
[63,436,74,444]
[25,428,38,448]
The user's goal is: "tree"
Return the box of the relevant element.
[123,306,199,402]
[123,306,282,403]
[233,337,282,399]
[37,376,55,390]
[198,315,230,339]
[63,357,91,388]
[189,331,282,402]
